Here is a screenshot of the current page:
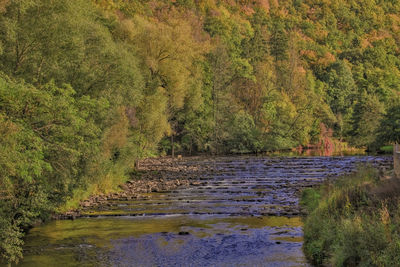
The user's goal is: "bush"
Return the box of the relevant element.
[302,167,400,266]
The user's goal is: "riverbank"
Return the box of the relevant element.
[55,157,214,219]
[301,167,400,266]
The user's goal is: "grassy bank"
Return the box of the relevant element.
[301,167,400,266]
[379,145,394,154]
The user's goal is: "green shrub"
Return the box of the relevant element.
[300,188,321,214]
[302,167,400,266]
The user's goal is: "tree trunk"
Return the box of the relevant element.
[135,160,140,170]
[171,135,175,158]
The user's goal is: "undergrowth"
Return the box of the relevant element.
[301,166,400,266]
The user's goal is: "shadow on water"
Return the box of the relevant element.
[15,154,391,267]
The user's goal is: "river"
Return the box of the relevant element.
[16,155,391,266]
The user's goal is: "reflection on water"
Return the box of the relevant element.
[19,215,307,267]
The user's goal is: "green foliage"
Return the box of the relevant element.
[2,0,400,263]
[225,111,261,153]
[300,188,321,214]
[269,19,289,62]
[349,92,385,147]
[379,145,393,153]
[376,101,400,145]
[0,74,101,264]
[301,167,400,266]
[322,60,356,115]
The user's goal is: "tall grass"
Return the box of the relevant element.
[301,167,400,266]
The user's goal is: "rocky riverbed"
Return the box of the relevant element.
[59,155,392,219]
[19,155,392,267]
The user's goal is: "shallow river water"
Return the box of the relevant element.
[16,156,391,267]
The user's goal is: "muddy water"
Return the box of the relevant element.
[17,156,391,267]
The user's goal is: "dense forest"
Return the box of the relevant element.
[1,0,400,264]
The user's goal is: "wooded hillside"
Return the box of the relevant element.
[1,0,400,264]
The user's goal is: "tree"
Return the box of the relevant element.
[376,101,400,145]
[349,92,385,147]
[130,15,208,155]
[269,19,289,62]
[0,73,106,264]
[323,60,356,115]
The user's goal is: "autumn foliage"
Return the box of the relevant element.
[1,0,400,264]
